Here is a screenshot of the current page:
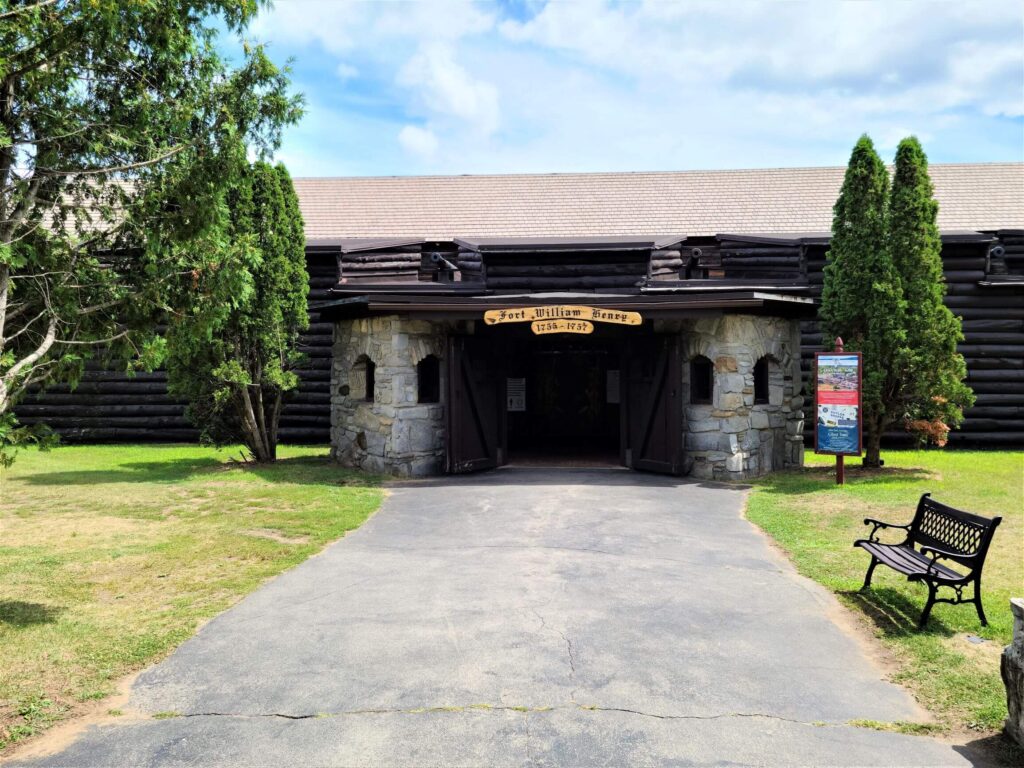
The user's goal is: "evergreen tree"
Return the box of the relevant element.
[165,161,308,462]
[888,137,974,444]
[820,135,907,467]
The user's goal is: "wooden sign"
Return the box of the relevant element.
[531,319,594,335]
[484,305,642,326]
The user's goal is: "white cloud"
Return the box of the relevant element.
[398,125,440,159]
[246,0,1023,175]
[397,42,500,136]
[335,62,359,81]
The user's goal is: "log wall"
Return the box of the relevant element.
[14,234,1024,447]
[14,253,337,444]
[800,232,1024,447]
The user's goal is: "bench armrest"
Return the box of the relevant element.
[920,545,970,577]
[921,544,970,561]
[862,517,910,543]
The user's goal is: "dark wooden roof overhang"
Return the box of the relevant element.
[318,290,817,321]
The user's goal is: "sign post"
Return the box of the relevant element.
[814,337,862,485]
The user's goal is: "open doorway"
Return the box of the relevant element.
[501,333,623,467]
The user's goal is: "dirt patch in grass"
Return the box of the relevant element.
[243,528,311,545]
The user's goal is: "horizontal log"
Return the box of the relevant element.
[487,263,647,277]
[942,270,987,282]
[54,429,200,442]
[966,381,1024,394]
[960,332,1024,344]
[296,334,333,346]
[942,258,989,270]
[484,276,644,288]
[956,418,1024,431]
[16,404,186,417]
[717,246,800,256]
[18,415,192,428]
[967,369,1024,381]
[721,256,802,267]
[947,432,1024,445]
[964,357,1024,369]
[20,394,183,407]
[961,319,1024,331]
[342,261,420,272]
[963,405,1024,418]
[958,344,1024,356]
[343,252,420,264]
[969,392,1024,404]
[953,307,1024,319]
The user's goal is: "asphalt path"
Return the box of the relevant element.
[12,468,975,767]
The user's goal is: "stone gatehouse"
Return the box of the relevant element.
[328,285,807,480]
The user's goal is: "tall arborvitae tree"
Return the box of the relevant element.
[820,135,907,467]
[889,137,974,444]
[165,161,308,462]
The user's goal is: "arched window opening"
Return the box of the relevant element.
[690,355,713,404]
[351,355,376,402]
[417,355,440,403]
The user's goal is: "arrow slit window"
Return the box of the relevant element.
[352,355,376,402]
[690,355,713,404]
[417,355,440,403]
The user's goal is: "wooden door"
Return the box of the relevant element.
[626,335,683,474]
[446,335,504,473]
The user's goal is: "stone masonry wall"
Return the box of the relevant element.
[331,316,452,476]
[677,315,805,480]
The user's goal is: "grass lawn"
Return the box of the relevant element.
[0,444,382,752]
[746,449,1023,738]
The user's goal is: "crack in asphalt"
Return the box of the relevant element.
[157,706,834,727]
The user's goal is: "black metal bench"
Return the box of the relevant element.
[854,493,1002,629]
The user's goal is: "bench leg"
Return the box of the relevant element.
[974,580,988,626]
[918,582,938,630]
[860,556,879,591]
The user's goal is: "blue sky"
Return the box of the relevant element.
[226,0,1024,178]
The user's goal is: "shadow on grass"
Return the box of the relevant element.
[0,601,65,627]
[954,731,1024,768]
[838,586,956,639]
[20,455,378,489]
[752,466,935,496]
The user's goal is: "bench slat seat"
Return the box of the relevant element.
[853,493,1001,629]
[856,542,963,582]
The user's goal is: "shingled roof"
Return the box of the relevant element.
[293,162,1024,241]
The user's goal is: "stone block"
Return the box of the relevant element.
[720,373,746,393]
[715,355,738,373]
[1002,598,1024,747]
[686,405,714,422]
[725,452,745,472]
[786,419,805,436]
[721,415,750,433]
[686,432,720,451]
[743,429,761,450]
[409,420,439,453]
[769,412,786,428]
[689,418,719,433]
[718,392,744,410]
[689,460,714,480]
[750,410,770,429]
